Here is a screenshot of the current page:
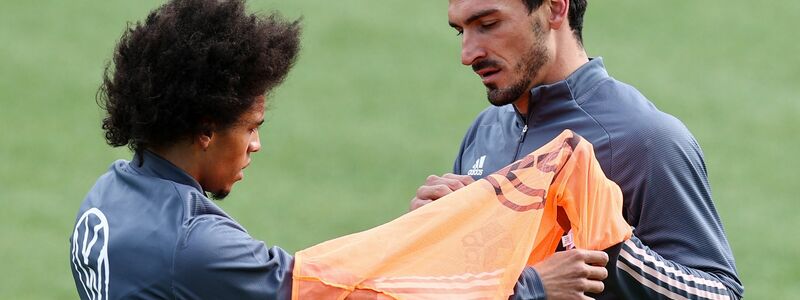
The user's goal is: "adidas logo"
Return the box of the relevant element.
[467,155,486,176]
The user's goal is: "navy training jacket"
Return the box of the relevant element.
[69,151,292,299]
[455,58,743,299]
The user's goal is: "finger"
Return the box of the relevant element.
[580,250,609,267]
[425,176,466,192]
[424,175,443,185]
[582,278,605,294]
[409,198,432,211]
[586,265,608,280]
[440,178,466,191]
[442,173,475,186]
[416,184,454,201]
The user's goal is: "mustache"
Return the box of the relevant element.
[472,59,501,72]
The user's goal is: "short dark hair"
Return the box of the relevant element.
[99,0,301,154]
[522,0,587,44]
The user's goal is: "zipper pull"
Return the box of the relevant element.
[518,125,528,143]
[511,124,529,163]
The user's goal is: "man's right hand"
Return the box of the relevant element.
[532,249,609,299]
[409,173,474,211]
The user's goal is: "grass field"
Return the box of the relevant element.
[1,0,797,298]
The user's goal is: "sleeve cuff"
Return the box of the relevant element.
[511,267,546,300]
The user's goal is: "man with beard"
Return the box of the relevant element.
[410,0,744,299]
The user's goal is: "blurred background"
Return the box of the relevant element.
[1,0,797,298]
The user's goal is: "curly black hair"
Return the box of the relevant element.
[99,0,301,154]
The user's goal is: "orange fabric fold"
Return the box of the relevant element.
[292,130,632,300]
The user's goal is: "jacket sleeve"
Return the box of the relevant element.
[611,234,740,299]
[510,267,547,300]
[608,122,743,299]
[173,215,293,300]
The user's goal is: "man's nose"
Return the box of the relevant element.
[461,33,486,66]
[249,131,261,153]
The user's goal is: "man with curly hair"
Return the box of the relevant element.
[69,0,300,298]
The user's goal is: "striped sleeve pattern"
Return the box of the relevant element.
[614,235,740,300]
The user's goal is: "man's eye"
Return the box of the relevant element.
[456,31,463,36]
[481,21,498,30]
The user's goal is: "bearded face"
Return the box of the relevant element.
[449,0,553,107]
[480,20,550,106]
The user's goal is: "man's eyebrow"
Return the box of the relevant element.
[450,8,499,28]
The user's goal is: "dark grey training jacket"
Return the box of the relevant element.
[455,58,743,299]
[69,151,292,299]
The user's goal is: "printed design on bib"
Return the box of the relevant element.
[71,208,110,300]
[485,135,582,212]
[467,155,486,176]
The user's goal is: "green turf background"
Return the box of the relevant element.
[1,0,797,298]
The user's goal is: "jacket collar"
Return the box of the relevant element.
[130,150,205,194]
[510,57,610,123]
[563,57,609,101]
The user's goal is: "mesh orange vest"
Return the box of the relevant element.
[292,130,632,299]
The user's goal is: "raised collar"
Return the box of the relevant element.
[564,57,609,100]
[513,57,609,122]
[129,150,204,194]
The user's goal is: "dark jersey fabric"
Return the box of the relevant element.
[69,151,292,300]
[455,58,743,299]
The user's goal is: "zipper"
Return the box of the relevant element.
[511,124,528,163]
[511,107,534,163]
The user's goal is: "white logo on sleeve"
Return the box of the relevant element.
[71,208,110,300]
[467,155,487,176]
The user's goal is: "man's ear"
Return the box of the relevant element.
[547,0,569,30]
[198,132,212,151]
[197,122,215,151]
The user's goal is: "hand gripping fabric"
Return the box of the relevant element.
[292,130,632,300]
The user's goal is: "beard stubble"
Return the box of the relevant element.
[485,20,550,107]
